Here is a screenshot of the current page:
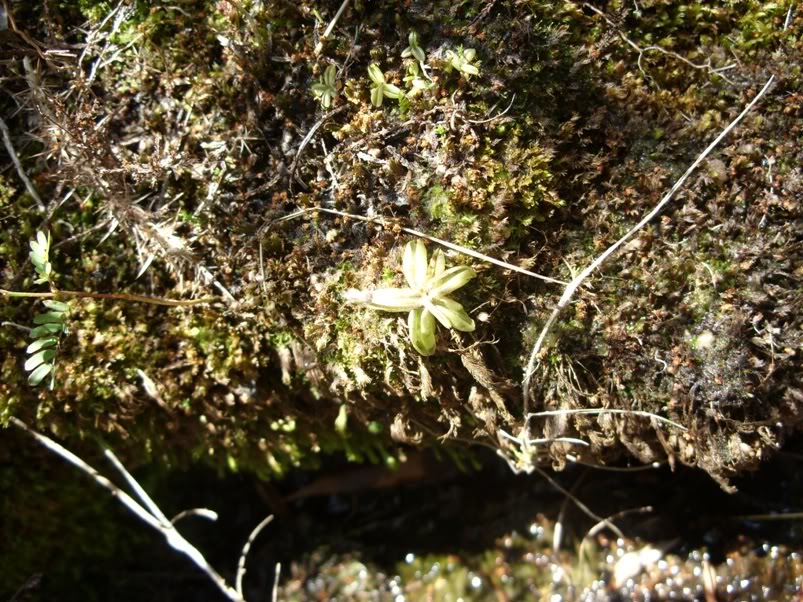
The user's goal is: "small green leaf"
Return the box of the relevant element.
[403,32,426,63]
[323,64,337,86]
[430,297,475,332]
[43,300,70,312]
[428,265,476,297]
[30,323,65,338]
[370,85,384,107]
[30,253,46,269]
[27,338,57,354]
[382,83,402,99]
[25,349,56,372]
[428,249,446,279]
[408,308,436,356]
[28,363,53,386]
[403,240,428,289]
[33,311,66,324]
[367,64,385,84]
[360,288,423,312]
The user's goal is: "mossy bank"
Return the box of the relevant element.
[1,0,801,550]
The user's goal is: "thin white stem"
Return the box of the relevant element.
[272,562,281,602]
[521,75,775,414]
[272,207,568,286]
[467,94,516,124]
[236,514,274,597]
[104,448,171,525]
[171,508,219,524]
[10,417,244,602]
[527,408,687,431]
[532,466,624,539]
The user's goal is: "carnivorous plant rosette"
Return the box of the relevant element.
[346,240,476,356]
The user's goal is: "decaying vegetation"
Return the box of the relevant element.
[1,0,802,595]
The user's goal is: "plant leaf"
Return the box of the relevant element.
[33,311,66,324]
[367,64,385,84]
[403,240,428,289]
[25,349,56,372]
[370,85,384,107]
[428,249,446,280]
[428,265,476,297]
[382,83,402,99]
[27,363,53,386]
[43,300,70,312]
[408,308,436,356]
[30,323,65,338]
[30,252,46,268]
[361,288,423,312]
[402,239,427,290]
[323,64,337,86]
[429,297,475,332]
[27,338,57,354]
[411,46,425,63]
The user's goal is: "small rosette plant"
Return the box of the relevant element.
[346,240,476,355]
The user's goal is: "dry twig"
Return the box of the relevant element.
[581,3,737,84]
[236,514,275,598]
[0,115,45,211]
[266,206,568,286]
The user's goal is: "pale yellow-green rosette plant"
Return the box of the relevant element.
[346,240,476,355]
[367,64,402,107]
[311,64,338,108]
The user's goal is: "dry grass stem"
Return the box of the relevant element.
[527,408,687,431]
[270,207,569,285]
[236,514,275,598]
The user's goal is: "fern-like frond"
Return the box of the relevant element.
[26,299,69,388]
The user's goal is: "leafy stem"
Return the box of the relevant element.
[1,288,217,307]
